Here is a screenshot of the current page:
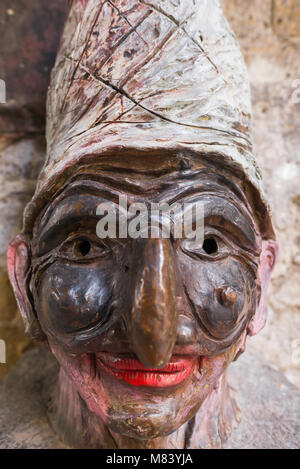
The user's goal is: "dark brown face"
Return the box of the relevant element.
[28,153,262,439]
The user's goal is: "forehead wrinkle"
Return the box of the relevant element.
[156,174,252,214]
[33,165,258,239]
[65,164,249,200]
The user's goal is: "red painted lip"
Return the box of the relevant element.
[96,354,197,388]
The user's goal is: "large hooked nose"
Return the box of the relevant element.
[130,238,178,369]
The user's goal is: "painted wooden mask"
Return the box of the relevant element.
[7,0,278,447]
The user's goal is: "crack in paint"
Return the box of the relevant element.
[66,55,247,137]
[106,0,150,46]
[138,0,220,73]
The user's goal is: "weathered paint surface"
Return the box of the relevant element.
[6,0,278,449]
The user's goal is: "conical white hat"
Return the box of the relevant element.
[23,0,274,238]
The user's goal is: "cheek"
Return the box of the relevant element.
[35,262,115,335]
[179,256,257,339]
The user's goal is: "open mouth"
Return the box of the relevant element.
[96,353,198,387]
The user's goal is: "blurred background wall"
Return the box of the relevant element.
[0,0,299,386]
[221,0,300,388]
[0,0,67,378]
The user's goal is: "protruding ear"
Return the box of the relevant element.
[248,240,278,336]
[7,234,45,340]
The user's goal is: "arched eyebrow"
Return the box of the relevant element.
[201,195,260,251]
[164,193,260,251]
[35,193,107,241]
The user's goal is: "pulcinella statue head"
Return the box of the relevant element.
[7,0,278,449]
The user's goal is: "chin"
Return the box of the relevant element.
[52,344,230,440]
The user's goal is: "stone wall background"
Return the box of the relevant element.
[220,0,300,388]
[0,0,299,385]
[0,137,45,379]
[0,0,67,379]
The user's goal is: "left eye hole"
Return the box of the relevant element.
[59,237,110,260]
[202,237,218,255]
[181,235,228,259]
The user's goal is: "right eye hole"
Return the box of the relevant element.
[58,236,111,261]
[73,239,91,258]
[202,237,218,255]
